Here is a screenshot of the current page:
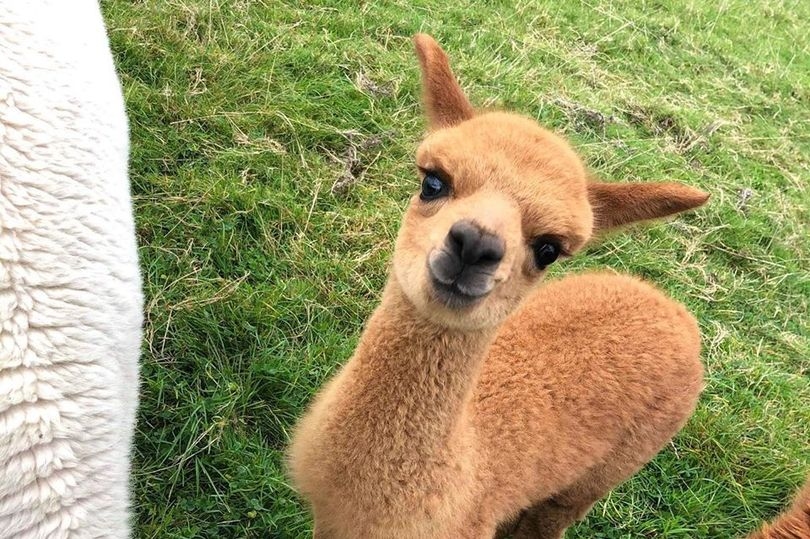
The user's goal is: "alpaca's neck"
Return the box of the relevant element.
[337,278,495,463]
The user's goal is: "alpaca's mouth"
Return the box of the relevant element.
[429,276,489,309]
[427,247,497,309]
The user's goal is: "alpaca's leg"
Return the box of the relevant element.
[509,493,597,539]
[511,430,684,539]
[492,443,677,539]
[509,469,624,539]
[493,514,523,539]
[494,435,698,539]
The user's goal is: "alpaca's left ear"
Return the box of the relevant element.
[587,181,709,233]
[413,34,475,130]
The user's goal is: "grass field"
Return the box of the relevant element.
[101,0,809,537]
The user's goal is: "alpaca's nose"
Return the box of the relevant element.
[428,220,505,305]
[447,220,505,267]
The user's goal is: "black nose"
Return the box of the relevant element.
[447,220,505,266]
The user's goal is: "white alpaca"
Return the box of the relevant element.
[0,1,141,537]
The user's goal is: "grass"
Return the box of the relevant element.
[101,0,808,537]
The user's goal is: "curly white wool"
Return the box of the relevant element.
[0,1,141,537]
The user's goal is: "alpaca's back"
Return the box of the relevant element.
[0,2,141,536]
[475,272,703,521]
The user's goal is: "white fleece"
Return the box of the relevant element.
[0,1,141,537]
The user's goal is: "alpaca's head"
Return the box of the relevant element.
[392,34,708,331]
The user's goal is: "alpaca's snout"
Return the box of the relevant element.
[427,220,504,308]
[448,220,505,267]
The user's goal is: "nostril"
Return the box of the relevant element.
[448,228,465,254]
[449,221,477,248]
[478,239,505,264]
[448,220,478,257]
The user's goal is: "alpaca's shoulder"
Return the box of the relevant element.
[497,271,700,354]
[522,271,692,322]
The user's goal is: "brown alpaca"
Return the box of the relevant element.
[288,34,709,539]
[748,478,810,539]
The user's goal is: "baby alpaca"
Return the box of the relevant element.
[288,34,708,538]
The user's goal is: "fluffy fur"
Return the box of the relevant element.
[288,34,709,538]
[0,2,141,537]
[748,478,810,539]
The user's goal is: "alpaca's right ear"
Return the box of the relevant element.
[413,34,475,130]
[587,180,709,233]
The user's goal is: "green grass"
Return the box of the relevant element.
[101,0,809,537]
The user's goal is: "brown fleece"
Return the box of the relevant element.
[288,34,709,538]
[413,33,475,129]
[748,479,810,539]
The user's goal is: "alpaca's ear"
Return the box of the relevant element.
[413,34,475,130]
[587,181,709,233]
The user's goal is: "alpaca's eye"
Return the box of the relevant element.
[420,172,448,201]
[532,240,561,269]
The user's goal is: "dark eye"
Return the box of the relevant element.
[532,240,561,269]
[420,172,448,201]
